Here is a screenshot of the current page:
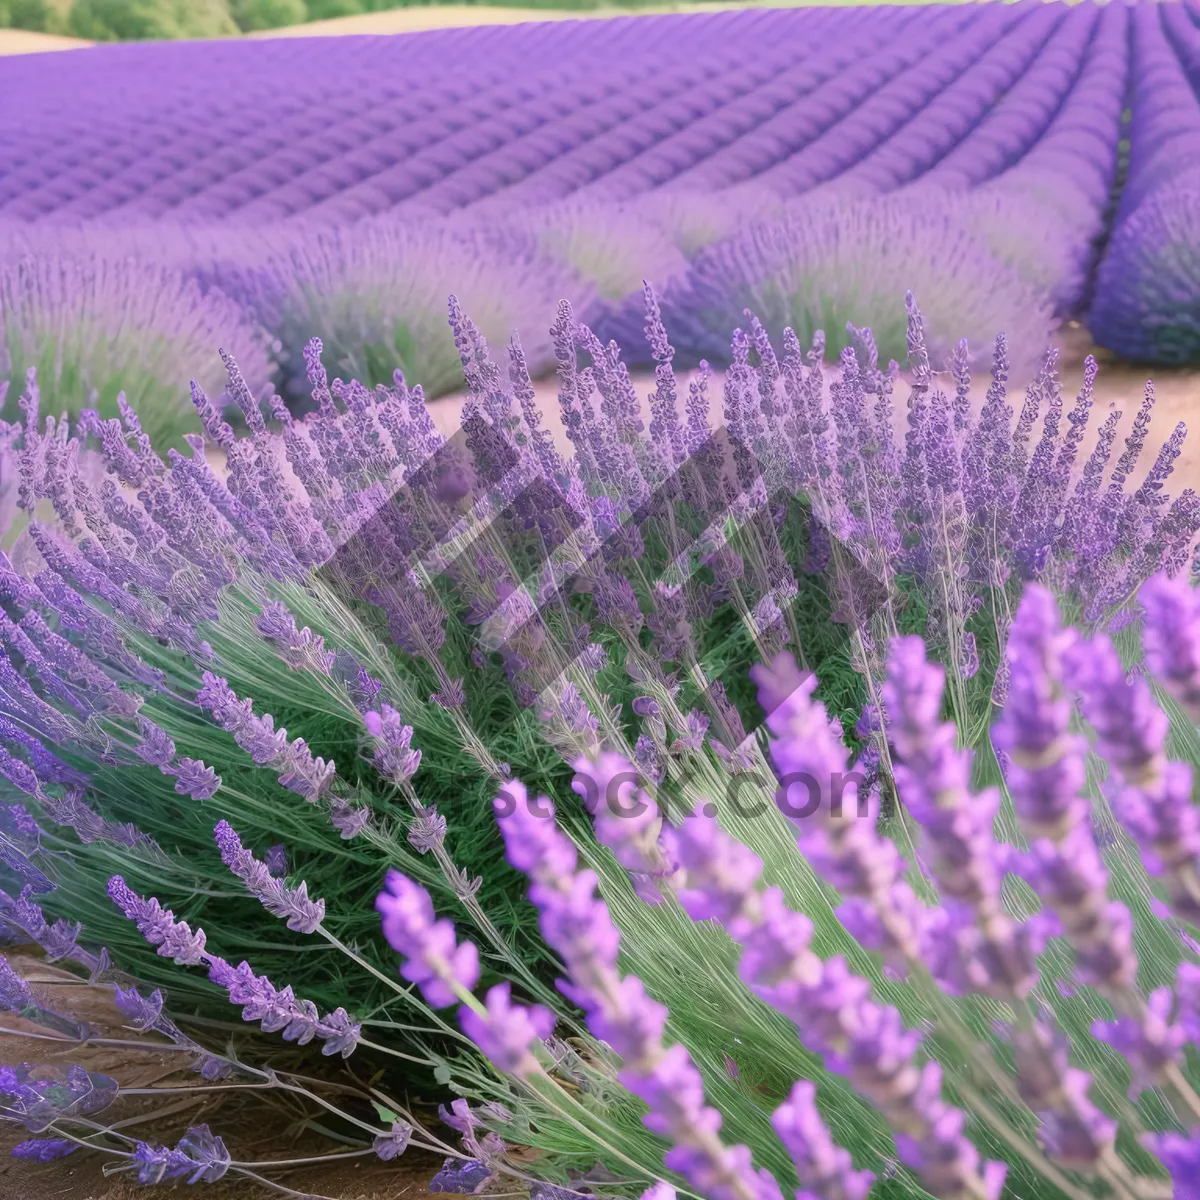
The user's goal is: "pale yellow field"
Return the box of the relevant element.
[0,27,90,54]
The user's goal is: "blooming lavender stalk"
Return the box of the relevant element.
[375,870,480,1009]
[496,781,776,1200]
[196,673,334,802]
[883,636,1044,1000]
[124,1125,231,1185]
[1139,571,1200,722]
[749,652,926,971]
[363,706,423,785]
[771,1080,874,1200]
[213,820,325,934]
[108,877,359,1056]
[255,601,336,675]
[570,751,675,899]
[993,588,1139,992]
[1064,604,1200,924]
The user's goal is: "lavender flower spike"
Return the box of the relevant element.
[459,982,556,1078]
[883,636,1042,1000]
[128,1125,231,1185]
[256,601,336,675]
[364,706,423,785]
[750,652,926,970]
[1065,604,1200,923]
[771,1080,874,1200]
[1139,572,1200,723]
[376,870,480,1009]
[110,878,357,1056]
[214,820,325,934]
[106,877,206,966]
[495,782,777,1200]
[991,585,1088,843]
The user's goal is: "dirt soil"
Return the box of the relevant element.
[0,951,465,1200]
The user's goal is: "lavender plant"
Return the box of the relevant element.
[0,254,273,452]
[660,193,1056,378]
[0,288,1196,1200]
[218,218,591,407]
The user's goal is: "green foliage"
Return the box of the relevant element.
[229,0,306,30]
[0,0,62,31]
[67,0,238,40]
[303,0,362,18]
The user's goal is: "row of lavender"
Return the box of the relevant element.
[1090,1,1200,364]
[0,285,1198,1197]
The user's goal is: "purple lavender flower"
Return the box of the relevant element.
[1143,1130,1200,1200]
[494,784,769,1200]
[1139,572,1200,722]
[255,601,336,675]
[329,797,371,840]
[570,752,672,885]
[113,985,165,1032]
[110,877,356,1055]
[205,956,360,1057]
[0,954,34,1014]
[738,890,1007,1200]
[751,652,923,968]
[375,870,480,1009]
[661,814,764,942]
[171,757,221,801]
[373,1120,413,1162]
[1092,985,1186,1097]
[214,820,325,934]
[128,1125,231,1186]
[771,1079,874,1200]
[106,877,206,967]
[10,1137,76,1161]
[991,585,1088,842]
[1064,630,1169,792]
[430,1157,494,1194]
[363,706,423,785]
[408,808,447,855]
[196,674,334,801]
[459,982,555,1078]
[883,635,1042,999]
[0,1063,118,1132]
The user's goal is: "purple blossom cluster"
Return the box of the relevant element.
[107,875,360,1057]
[0,247,1196,1199]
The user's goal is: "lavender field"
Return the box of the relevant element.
[3,5,1200,1200]
[1,0,1198,450]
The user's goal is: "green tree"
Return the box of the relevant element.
[68,0,239,40]
[230,0,307,31]
[0,0,59,31]
[303,0,364,19]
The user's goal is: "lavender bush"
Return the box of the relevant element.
[492,199,689,355]
[659,193,1056,376]
[194,217,592,405]
[0,254,273,451]
[0,284,1196,1198]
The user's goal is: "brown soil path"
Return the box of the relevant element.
[0,951,465,1200]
